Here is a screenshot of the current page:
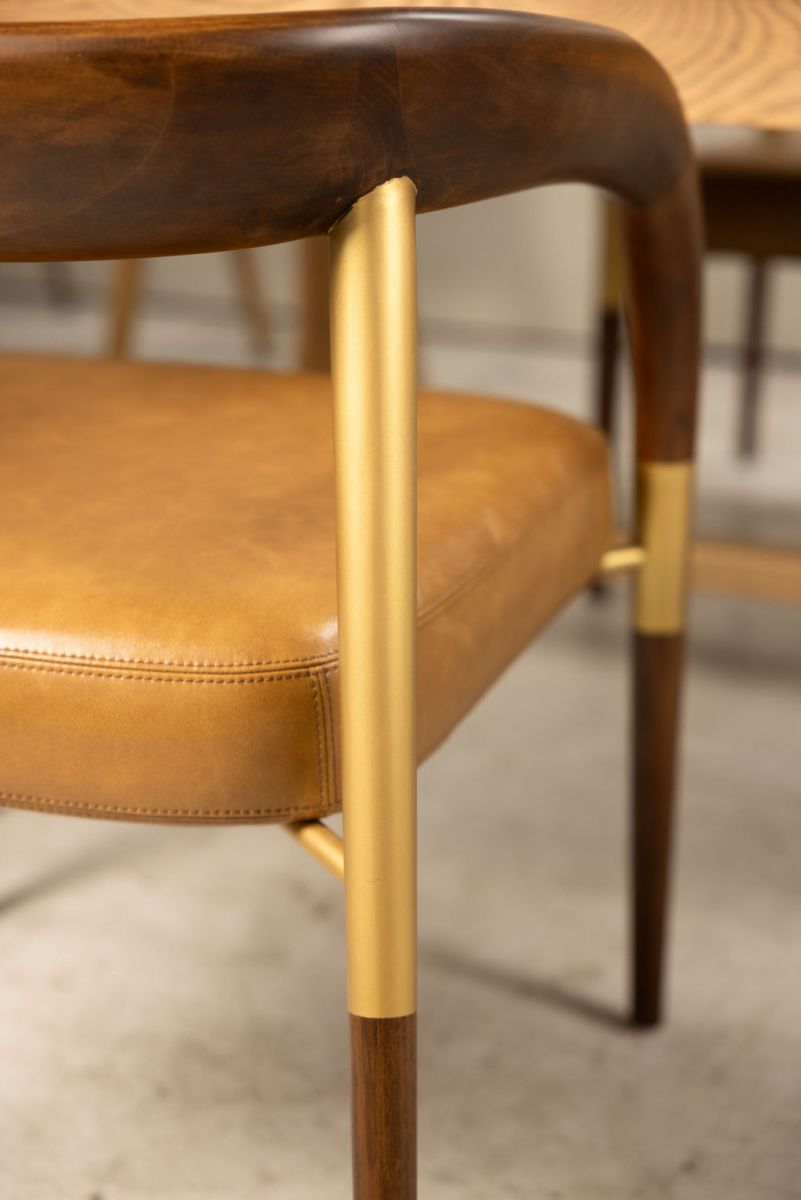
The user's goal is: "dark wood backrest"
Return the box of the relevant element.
[0,7,700,458]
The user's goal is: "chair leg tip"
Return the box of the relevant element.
[631,1002,663,1029]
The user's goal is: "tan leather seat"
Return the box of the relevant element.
[0,355,611,823]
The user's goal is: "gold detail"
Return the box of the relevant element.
[329,178,418,1020]
[283,820,344,881]
[600,544,647,574]
[635,462,694,634]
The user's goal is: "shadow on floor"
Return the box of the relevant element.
[421,939,630,1032]
[0,825,161,917]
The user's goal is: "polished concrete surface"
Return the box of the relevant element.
[0,279,799,1197]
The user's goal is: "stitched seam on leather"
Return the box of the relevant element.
[0,449,610,677]
[0,791,331,819]
[0,664,323,684]
[321,668,339,806]
[309,671,328,813]
[0,647,339,670]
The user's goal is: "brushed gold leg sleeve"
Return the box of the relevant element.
[329,177,418,1022]
[283,819,344,881]
[634,461,694,635]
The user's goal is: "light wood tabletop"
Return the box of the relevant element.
[2,0,801,131]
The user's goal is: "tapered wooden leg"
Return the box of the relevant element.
[631,631,685,1027]
[42,261,77,307]
[107,258,143,358]
[631,461,692,1027]
[229,248,271,352]
[737,257,768,460]
[591,203,625,597]
[351,1016,416,1200]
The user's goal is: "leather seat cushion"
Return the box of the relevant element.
[0,356,612,823]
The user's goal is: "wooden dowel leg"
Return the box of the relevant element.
[230,248,271,352]
[631,631,685,1026]
[107,258,143,359]
[351,1015,417,1200]
[630,461,692,1027]
[42,261,76,307]
[594,199,625,439]
[596,306,622,440]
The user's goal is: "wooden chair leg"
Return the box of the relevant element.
[42,261,77,307]
[630,463,693,1028]
[107,258,143,359]
[351,1016,417,1200]
[229,248,271,352]
[737,256,769,460]
[631,631,685,1026]
[593,199,624,440]
[590,202,625,598]
[596,305,622,440]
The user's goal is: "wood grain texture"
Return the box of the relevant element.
[350,1015,416,1200]
[621,168,702,462]
[0,9,695,262]
[631,632,685,1027]
[3,0,800,130]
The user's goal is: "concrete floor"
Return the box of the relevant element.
[0,279,800,1198]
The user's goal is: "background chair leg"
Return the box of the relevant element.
[42,261,77,307]
[107,258,143,359]
[229,248,271,353]
[590,201,624,598]
[595,304,621,441]
[631,631,685,1028]
[351,1015,417,1200]
[737,256,769,460]
[630,459,692,1028]
[593,199,625,441]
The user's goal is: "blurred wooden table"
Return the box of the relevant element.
[6,1,801,130]
[6,0,801,603]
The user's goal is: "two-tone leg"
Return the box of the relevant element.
[631,463,693,1026]
[621,172,701,1028]
[329,177,419,1199]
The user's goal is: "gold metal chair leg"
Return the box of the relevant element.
[330,176,418,1199]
